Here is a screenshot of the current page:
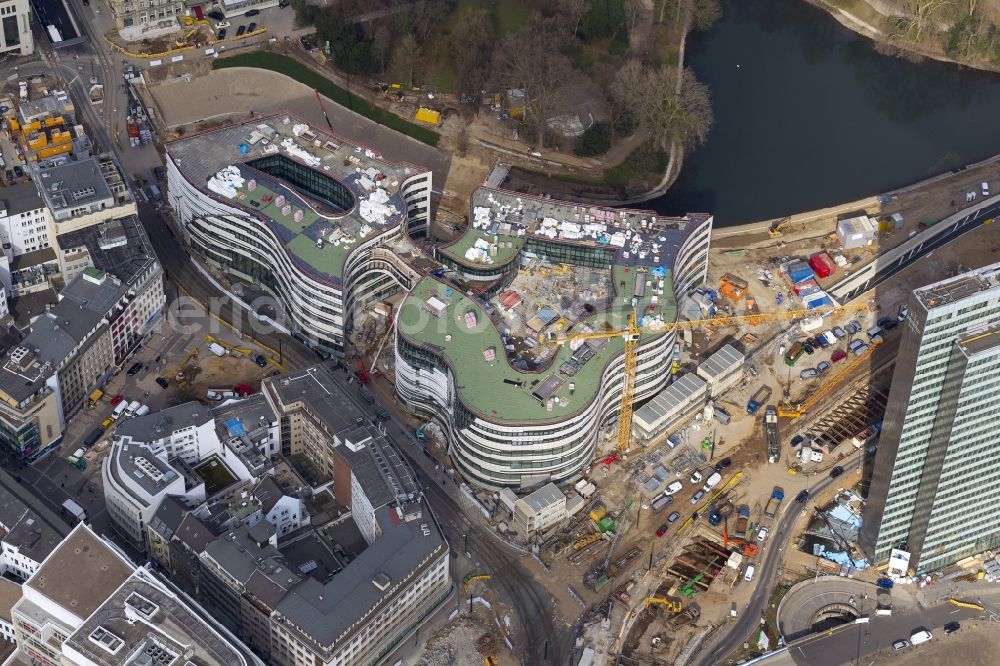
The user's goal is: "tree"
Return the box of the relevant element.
[887,0,951,42]
[389,34,420,88]
[451,7,495,99]
[608,58,646,135]
[315,16,376,74]
[581,0,628,42]
[372,23,392,74]
[492,20,575,147]
[558,0,588,38]
[640,65,713,152]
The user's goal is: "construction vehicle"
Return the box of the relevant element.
[734,505,750,539]
[764,487,784,519]
[645,596,682,612]
[574,532,603,550]
[175,28,197,47]
[722,524,759,558]
[415,422,429,441]
[746,385,772,415]
[777,338,882,418]
[589,504,607,523]
[679,573,705,598]
[548,301,872,458]
[765,406,780,463]
[768,217,792,237]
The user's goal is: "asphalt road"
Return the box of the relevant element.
[697,467,850,666]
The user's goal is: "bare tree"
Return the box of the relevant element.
[624,64,712,153]
[451,7,495,98]
[888,0,951,42]
[389,34,420,88]
[372,23,392,74]
[558,0,588,38]
[492,22,575,147]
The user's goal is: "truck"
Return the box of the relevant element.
[208,342,227,357]
[764,487,784,519]
[62,499,86,522]
[784,341,804,366]
[746,385,772,415]
[734,505,750,539]
[764,406,780,463]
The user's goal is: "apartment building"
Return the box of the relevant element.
[6,523,259,666]
[862,262,1000,573]
[106,0,183,30]
[0,0,32,56]
[0,182,50,259]
[512,483,567,536]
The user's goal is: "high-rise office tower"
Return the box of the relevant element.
[862,262,1000,573]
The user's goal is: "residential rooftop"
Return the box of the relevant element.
[337,427,419,509]
[32,156,114,215]
[64,568,251,666]
[263,364,370,435]
[56,215,158,284]
[0,180,44,216]
[397,264,677,423]
[115,400,212,443]
[25,524,134,621]
[166,113,429,286]
[0,482,62,567]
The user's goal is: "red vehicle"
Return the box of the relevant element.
[656,523,668,537]
[831,349,848,363]
[233,383,254,397]
[110,395,124,406]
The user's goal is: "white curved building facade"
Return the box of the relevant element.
[396,196,712,489]
[165,115,431,356]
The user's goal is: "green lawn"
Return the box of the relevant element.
[213,52,440,147]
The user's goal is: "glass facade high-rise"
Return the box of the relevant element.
[861,262,1000,573]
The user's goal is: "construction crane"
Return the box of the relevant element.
[777,338,882,418]
[645,596,682,612]
[722,524,759,558]
[549,302,872,457]
[314,89,334,131]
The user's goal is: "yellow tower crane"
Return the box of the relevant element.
[547,301,873,457]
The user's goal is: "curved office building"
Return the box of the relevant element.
[165,114,431,355]
[396,187,712,489]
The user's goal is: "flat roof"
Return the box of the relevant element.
[397,264,676,423]
[958,324,1000,357]
[633,373,707,432]
[439,186,703,269]
[1,181,45,216]
[26,524,134,621]
[914,261,1000,310]
[519,482,565,513]
[107,442,181,498]
[32,157,113,213]
[115,400,212,443]
[697,344,743,379]
[56,216,157,285]
[167,113,430,286]
[0,578,20,622]
[64,569,249,666]
[264,364,370,435]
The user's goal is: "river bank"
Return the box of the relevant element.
[802,0,1000,74]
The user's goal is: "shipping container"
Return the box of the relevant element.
[784,342,804,366]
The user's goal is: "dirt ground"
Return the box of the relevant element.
[413,615,519,666]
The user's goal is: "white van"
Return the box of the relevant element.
[134,404,150,417]
[910,630,932,645]
[112,401,128,419]
[982,181,990,197]
[125,400,141,417]
[744,565,756,582]
[665,481,684,496]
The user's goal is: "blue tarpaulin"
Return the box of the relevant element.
[225,418,245,437]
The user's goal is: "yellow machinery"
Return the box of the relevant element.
[777,338,882,418]
[645,596,682,612]
[549,301,873,456]
[175,28,197,47]
[462,574,491,590]
[574,532,603,550]
[768,218,791,237]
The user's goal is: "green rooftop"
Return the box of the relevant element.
[439,228,522,267]
[398,265,676,424]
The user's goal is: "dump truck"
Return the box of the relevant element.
[734,505,750,539]
[747,385,772,415]
[764,487,784,519]
[765,406,780,463]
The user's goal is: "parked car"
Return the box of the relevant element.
[690,470,703,485]
[127,362,143,376]
[830,465,844,479]
[101,417,114,429]
[714,457,732,472]
[816,361,831,374]
[744,565,756,582]
[800,368,818,380]
[665,481,683,495]
[831,349,848,363]
[893,640,909,651]
[690,490,705,505]
[846,320,862,334]
[245,8,259,16]
[822,330,838,345]
[656,523,668,537]
[110,395,124,406]
[757,526,769,542]
[790,434,805,448]
[802,341,815,355]
[278,0,291,6]
[795,489,809,503]
[254,354,268,368]
[208,9,224,20]
[248,21,257,31]
[943,621,960,634]
[850,342,869,356]
[832,326,846,339]
[667,511,681,524]
[236,25,247,36]
[983,181,990,197]
[216,20,231,28]
[155,377,169,389]
[218,28,227,38]
[898,306,909,321]
[815,334,830,349]
[877,316,898,330]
